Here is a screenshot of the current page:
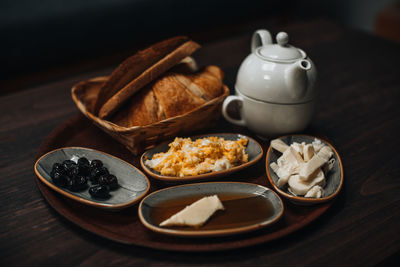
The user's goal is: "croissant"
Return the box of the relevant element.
[111,65,224,127]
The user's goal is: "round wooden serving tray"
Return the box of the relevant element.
[35,114,332,252]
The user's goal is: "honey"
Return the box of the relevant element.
[149,192,275,230]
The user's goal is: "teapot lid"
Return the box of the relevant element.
[258,32,306,62]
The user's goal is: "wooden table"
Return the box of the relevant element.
[1,19,399,265]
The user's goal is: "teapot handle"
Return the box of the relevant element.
[251,29,273,53]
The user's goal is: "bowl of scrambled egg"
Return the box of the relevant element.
[140,133,263,182]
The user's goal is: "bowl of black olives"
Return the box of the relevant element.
[34,147,150,210]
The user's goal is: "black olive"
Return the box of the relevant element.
[66,178,76,191]
[75,175,88,191]
[67,175,88,192]
[66,166,80,178]
[90,159,103,169]
[78,164,90,176]
[65,175,72,185]
[98,174,119,190]
[97,175,107,184]
[89,185,110,199]
[52,163,65,174]
[49,158,115,197]
[62,159,77,170]
[78,157,90,167]
[89,169,100,184]
[100,166,109,175]
[89,166,109,184]
[77,157,90,176]
[51,171,68,187]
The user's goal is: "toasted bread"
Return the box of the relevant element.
[96,37,200,119]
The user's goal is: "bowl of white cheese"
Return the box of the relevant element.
[266,135,343,205]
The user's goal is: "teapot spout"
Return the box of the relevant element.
[286,60,311,100]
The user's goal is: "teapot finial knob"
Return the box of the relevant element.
[276,32,289,46]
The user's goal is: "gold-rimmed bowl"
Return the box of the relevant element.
[140,133,263,182]
[34,147,150,210]
[266,135,344,205]
[138,182,284,237]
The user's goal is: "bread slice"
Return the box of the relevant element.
[95,36,189,114]
[96,36,201,119]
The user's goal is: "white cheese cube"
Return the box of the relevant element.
[318,146,333,161]
[304,185,324,198]
[277,147,304,168]
[288,170,325,195]
[299,146,333,181]
[291,142,304,156]
[303,144,315,162]
[312,138,324,153]
[298,155,326,181]
[270,139,289,153]
[270,162,291,187]
[274,147,305,186]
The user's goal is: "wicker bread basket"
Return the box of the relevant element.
[71,76,229,155]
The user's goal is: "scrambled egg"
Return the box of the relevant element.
[145,136,249,177]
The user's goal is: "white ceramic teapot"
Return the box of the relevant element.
[222,29,317,137]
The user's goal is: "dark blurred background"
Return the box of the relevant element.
[1,0,399,94]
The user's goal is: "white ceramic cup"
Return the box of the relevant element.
[222,89,314,137]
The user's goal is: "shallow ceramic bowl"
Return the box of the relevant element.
[140,133,263,182]
[266,135,343,205]
[138,182,284,237]
[34,147,150,210]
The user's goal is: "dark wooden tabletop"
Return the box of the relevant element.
[1,19,399,266]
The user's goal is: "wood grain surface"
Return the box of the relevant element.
[1,19,399,266]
